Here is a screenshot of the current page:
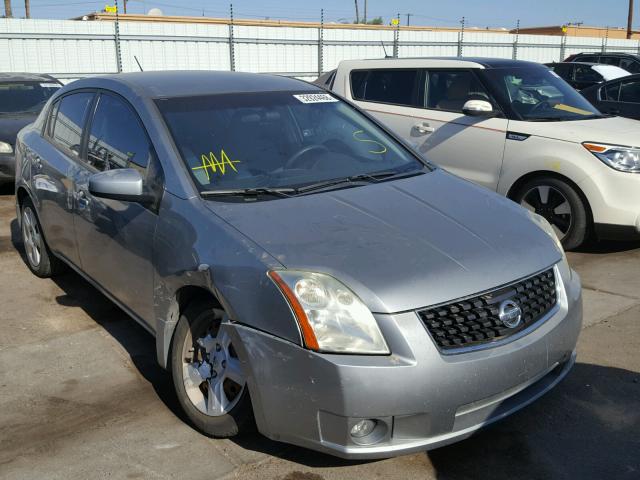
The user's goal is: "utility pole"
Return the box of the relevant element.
[24,0,29,18]
[3,0,12,18]
[363,0,367,23]
[123,0,127,14]
[405,13,413,26]
[628,0,634,39]
[354,0,359,24]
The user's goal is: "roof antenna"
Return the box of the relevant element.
[380,40,391,59]
[134,55,144,72]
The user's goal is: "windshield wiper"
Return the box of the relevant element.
[296,168,425,194]
[200,187,296,198]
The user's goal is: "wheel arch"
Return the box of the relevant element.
[506,170,594,224]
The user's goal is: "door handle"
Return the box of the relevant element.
[76,190,90,209]
[413,122,435,135]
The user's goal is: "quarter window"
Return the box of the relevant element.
[350,69,420,107]
[86,93,152,172]
[50,92,94,156]
[620,80,640,103]
[426,71,491,112]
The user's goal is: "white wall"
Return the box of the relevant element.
[2,18,640,82]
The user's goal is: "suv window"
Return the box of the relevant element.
[620,57,640,73]
[599,56,621,67]
[620,80,640,103]
[50,92,94,156]
[426,71,490,112]
[350,69,420,107]
[574,65,602,83]
[577,55,599,63]
[86,93,152,172]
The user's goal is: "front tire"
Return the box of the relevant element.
[513,177,589,250]
[20,198,62,278]
[170,299,253,437]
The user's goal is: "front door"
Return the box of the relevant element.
[73,92,161,325]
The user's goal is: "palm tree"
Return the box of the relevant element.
[4,0,12,18]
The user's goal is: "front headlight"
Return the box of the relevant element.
[268,270,390,354]
[583,142,640,173]
[0,141,13,154]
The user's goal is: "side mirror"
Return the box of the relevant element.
[89,168,147,202]
[462,99,495,117]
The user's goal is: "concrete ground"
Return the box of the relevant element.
[0,185,638,480]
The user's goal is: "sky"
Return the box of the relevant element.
[3,0,639,31]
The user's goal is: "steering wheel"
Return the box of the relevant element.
[284,145,329,170]
[529,100,554,115]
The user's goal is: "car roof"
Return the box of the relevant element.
[548,61,598,66]
[574,52,640,58]
[0,72,60,83]
[338,57,546,70]
[66,70,318,99]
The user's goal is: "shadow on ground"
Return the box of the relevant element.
[573,237,640,254]
[8,213,640,480]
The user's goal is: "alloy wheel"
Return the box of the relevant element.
[520,185,573,240]
[22,207,42,268]
[181,309,246,416]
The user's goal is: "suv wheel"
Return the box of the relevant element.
[20,198,62,277]
[170,299,254,437]
[514,177,589,250]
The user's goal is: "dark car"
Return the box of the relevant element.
[564,52,640,74]
[545,62,629,90]
[581,74,640,120]
[0,73,63,184]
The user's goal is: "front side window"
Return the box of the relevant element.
[0,81,61,114]
[603,81,621,101]
[574,65,602,83]
[86,93,152,172]
[51,92,94,156]
[426,70,491,112]
[620,80,640,103]
[351,69,420,107]
[157,91,425,192]
[482,67,602,121]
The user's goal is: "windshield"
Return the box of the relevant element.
[156,91,425,193]
[482,68,602,121]
[0,81,61,114]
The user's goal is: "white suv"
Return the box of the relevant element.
[320,58,640,249]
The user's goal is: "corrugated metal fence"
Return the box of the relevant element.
[2,18,640,82]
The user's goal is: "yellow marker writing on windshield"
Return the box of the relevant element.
[353,130,387,154]
[192,149,241,180]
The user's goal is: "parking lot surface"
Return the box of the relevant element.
[0,185,638,480]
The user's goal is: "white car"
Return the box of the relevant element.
[319,58,640,249]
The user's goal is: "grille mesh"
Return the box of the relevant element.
[418,268,557,351]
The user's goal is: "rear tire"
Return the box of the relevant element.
[170,298,254,437]
[513,177,589,250]
[20,198,63,278]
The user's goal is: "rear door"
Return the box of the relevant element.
[34,91,95,266]
[617,79,640,119]
[73,91,162,325]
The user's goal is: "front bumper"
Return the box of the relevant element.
[0,152,15,184]
[231,267,582,459]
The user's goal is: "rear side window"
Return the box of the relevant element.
[50,92,94,156]
[620,80,640,103]
[603,81,621,101]
[577,55,599,63]
[599,56,621,67]
[426,70,490,112]
[350,69,420,107]
[86,93,152,173]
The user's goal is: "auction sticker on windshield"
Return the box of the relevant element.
[293,93,338,104]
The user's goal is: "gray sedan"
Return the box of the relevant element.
[14,71,582,459]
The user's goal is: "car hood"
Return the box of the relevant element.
[511,116,640,146]
[205,170,561,313]
[0,113,37,144]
